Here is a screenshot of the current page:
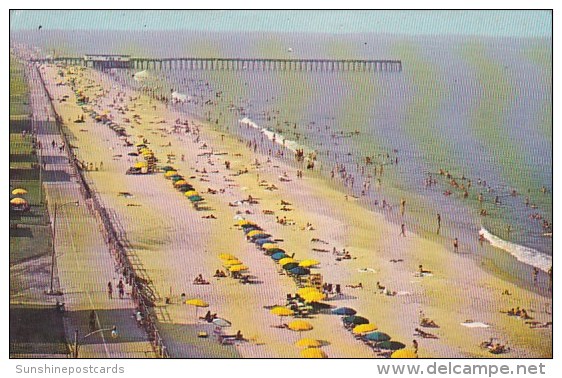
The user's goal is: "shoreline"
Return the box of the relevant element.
[40,63,552,358]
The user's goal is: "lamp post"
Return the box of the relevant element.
[46,200,79,295]
[73,326,118,358]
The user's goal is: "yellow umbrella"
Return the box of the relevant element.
[174,180,188,187]
[164,170,178,177]
[295,338,322,348]
[391,349,418,359]
[288,320,313,332]
[299,259,320,268]
[297,287,322,296]
[301,291,326,303]
[185,298,209,318]
[219,253,237,260]
[223,259,243,266]
[185,190,199,197]
[270,306,294,327]
[246,230,264,238]
[237,219,256,226]
[270,307,294,317]
[229,265,249,272]
[10,198,28,205]
[278,257,296,266]
[262,243,279,250]
[134,161,148,168]
[11,188,28,195]
[301,348,328,358]
[352,323,378,334]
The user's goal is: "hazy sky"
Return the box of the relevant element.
[10,10,551,37]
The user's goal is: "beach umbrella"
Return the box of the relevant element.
[352,323,378,334]
[10,198,28,206]
[278,257,296,266]
[299,259,320,268]
[185,298,209,318]
[254,238,273,246]
[391,349,417,358]
[134,161,148,169]
[11,188,28,195]
[289,267,310,276]
[161,165,175,171]
[237,219,256,227]
[223,259,243,266]
[379,341,406,350]
[265,248,285,255]
[297,287,322,296]
[262,243,279,250]
[364,331,391,342]
[229,265,249,272]
[188,195,204,202]
[300,348,328,358]
[164,170,178,177]
[288,320,313,332]
[295,338,322,348]
[170,175,184,182]
[174,180,188,187]
[271,252,289,261]
[270,306,294,325]
[135,143,147,148]
[343,315,370,325]
[332,307,357,316]
[301,291,326,303]
[249,233,270,240]
[243,226,262,234]
[282,262,300,271]
[212,318,232,328]
[219,253,237,260]
[185,190,199,197]
[246,230,265,238]
[177,186,192,192]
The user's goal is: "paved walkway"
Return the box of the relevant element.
[27,63,156,358]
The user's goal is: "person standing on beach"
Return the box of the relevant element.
[533,267,539,285]
[107,281,113,299]
[413,339,419,354]
[453,238,459,253]
[400,198,406,217]
[400,224,406,237]
[436,213,441,234]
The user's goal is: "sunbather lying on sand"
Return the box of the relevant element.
[420,318,439,328]
[414,328,438,339]
[346,283,363,289]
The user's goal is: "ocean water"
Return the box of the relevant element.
[11,30,552,274]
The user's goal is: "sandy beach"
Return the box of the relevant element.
[39,63,552,358]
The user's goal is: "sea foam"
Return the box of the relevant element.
[479,228,552,272]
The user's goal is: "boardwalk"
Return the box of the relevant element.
[27,64,156,358]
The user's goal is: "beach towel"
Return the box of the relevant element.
[460,322,490,328]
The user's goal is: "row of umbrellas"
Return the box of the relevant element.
[218,254,249,273]
[162,166,204,203]
[331,306,417,358]
[237,219,319,277]
[10,188,29,208]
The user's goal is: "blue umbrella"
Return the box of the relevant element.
[332,307,357,316]
[364,331,391,342]
[282,262,299,271]
[378,341,406,350]
[289,267,310,276]
[188,195,204,202]
[271,252,289,261]
[249,233,270,240]
[342,315,369,325]
[265,248,286,255]
[243,226,262,233]
[255,238,274,246]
